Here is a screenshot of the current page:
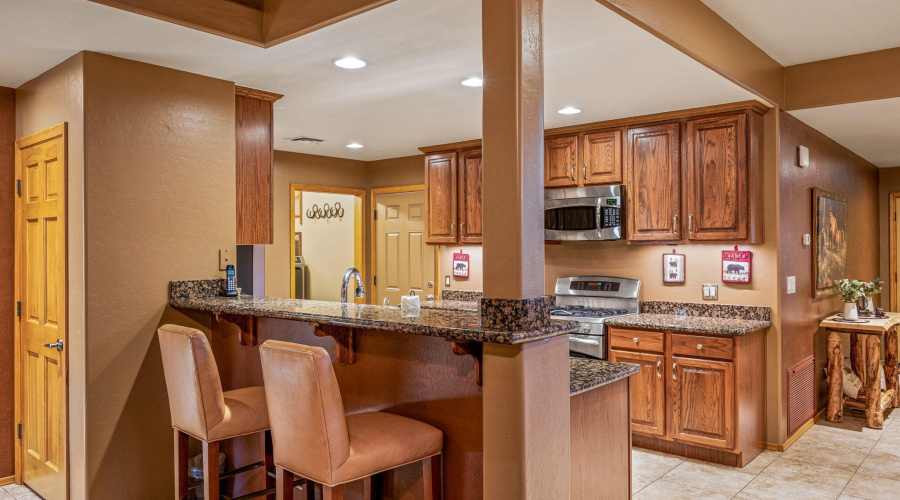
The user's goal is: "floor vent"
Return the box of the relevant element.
[787,355,816,436]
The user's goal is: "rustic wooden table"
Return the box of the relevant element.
[820,313,900,428]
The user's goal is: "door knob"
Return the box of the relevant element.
[44,339,64,352]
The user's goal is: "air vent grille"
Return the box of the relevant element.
[284,136,324,144]
[787,355,816,436]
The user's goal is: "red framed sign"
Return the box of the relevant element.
[452,252,470,278]
[722,246,751,283]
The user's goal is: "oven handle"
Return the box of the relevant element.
[570,337,601,346]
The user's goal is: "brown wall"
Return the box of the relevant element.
[878,166,900,307]
[15,53,88,497]
[367,154,424,188]
[80,52,236,499]
[778,110,879,439]
[0,86,15,480]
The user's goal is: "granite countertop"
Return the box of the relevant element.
[605,313,771,336]
[570,357,640,395]
[170,294,579,345]
[420,300,479,312]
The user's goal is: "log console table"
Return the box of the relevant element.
[821,313,900,429]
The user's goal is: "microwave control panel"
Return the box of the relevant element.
[600,196,621,228]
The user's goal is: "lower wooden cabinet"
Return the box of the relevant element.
[608,326,766,467]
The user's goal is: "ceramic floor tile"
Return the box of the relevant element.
[841,472,900,500]
[661,460,757,497]
[632,448,685,479]
[877,423,900,444]
[838,496,870,500]
[633,479,731,500]
[734,457,853,500]
[856,441,900,481]
[1,485,40,500]
[0,489,14,500]
[632,472,658,493]
[780,425,876,471]
[815,414,885,441]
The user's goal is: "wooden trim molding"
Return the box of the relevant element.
[235,86,283,102]
[767,409,824,452]
[891,192,900,312]
[785,47,900,111]
[0,476,13,487]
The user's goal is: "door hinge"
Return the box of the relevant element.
[373,210,377,220]
[17,423,22,439]
[16,301,21,318]
[15,179,21,197]
[373,275,377,286]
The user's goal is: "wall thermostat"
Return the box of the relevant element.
[798,146,810,168]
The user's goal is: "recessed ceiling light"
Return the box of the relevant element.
[333,57,367,69]
[460,77,483,87]
[346,143,364,149]
[558,107,582,115]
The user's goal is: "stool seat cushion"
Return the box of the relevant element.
[206,386,271,442]
[330,411,442,486]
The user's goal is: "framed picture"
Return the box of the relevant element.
[722,247,752,283]
[452,252,469,278]
[813,188,848,298]
[663,252,686,283]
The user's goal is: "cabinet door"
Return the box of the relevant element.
[545,135,579,188]
[626,123,681,242]
[671,356,735,449]
[609,349,666,437]
[684,113,747,240]
[457,148,483,243]
[582,129,623,185]
[425,152,458,243]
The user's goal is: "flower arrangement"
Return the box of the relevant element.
[837,278,883,303]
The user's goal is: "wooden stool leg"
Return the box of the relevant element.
[826,332,844,422]
[886,327,899,408]
[322,484,344,500]
[364,473,383,500]
[174,430,189,500]
[422,455,442,500]
[866,335,884,428]
[265,430,275,500]
[851,334,865,385]
[276,467,295,500]
[203,440,221,500]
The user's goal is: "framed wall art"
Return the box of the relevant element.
[813,188,848,298]
[722,246,752,283]
[663,251,686,284]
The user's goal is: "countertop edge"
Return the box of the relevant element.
[604,314,772,336]
[569,358,641,396]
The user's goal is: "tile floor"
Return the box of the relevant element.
[633,409,900,500]
[0,483,41,500]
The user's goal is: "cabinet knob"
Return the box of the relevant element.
[697,344,703,350]
[633,337,639,343]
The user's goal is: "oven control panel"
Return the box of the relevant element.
[570,280,621,292]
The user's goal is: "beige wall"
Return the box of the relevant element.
[15,53,88,498]
[80,52,236,499]
[297,191,359,301]
[367,154,424,188]
[438,245,484,292]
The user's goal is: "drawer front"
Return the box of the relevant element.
[609,328,664,353]
[671,333,734,360]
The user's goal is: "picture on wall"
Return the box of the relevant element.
[813,188,848,298]
[662,252,685,283]
[722,247,752,284]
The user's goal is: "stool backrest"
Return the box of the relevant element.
[157,325,227,441]
[259,340,350,482]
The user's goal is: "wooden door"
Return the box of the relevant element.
[608,349,665,437]
[16,124,68,500]
[626,123,681,242]
[684,113,747,240]
[375,191,436,306]
[582,129,623,185]
[544,135,579,188]
[671,356,735,449]
[425,153,458,243]
[457,148,483,243]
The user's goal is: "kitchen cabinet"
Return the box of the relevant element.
[457,148,483,243]
[582,129,623,185]
[545,135,579,188]
[625,123,682,242]
[607,326,765,467]
[235,86,282,244]
[424,152,458,244]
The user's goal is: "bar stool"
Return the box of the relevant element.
[259,340,444,500]
[158,324,276,500]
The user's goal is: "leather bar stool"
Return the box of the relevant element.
[158,324,277,500]
[259,340,444,500]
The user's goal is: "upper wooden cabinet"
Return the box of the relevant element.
[424,152,458,244]
[545,135,579,188]
[626,123,682,242]
[457,148,483,243]
[582,129,623,186]
[235,86,282,245]
[684,114,748,240]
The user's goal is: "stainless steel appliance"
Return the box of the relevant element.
[544,185,623,241]
[552,276,641,359]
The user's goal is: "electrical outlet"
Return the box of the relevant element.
[702,284,718,300]
[219,248,232,271]
[787,276,796,294]
[445,275,451,287]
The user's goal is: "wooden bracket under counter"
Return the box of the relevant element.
[449,340,483,386]
[214,313,258,346]
[312,324,357,364]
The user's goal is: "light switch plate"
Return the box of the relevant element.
[445,275,451,287]
[798,146,810,167]
[219,248,232,271]
[702,283,718,300]
[787,276,796,294]
[802,234,811,246]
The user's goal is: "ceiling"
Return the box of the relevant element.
[2,0,758,161]
[701,0,900,66]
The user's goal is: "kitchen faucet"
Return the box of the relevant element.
[341,267,366,304]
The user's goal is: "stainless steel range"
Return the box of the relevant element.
[552,276,641,360]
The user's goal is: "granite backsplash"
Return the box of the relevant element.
[642,300,770,322]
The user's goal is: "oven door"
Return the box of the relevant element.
[544,188,622,241]
[569,333,606,360]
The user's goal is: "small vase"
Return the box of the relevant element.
[843,301,859,321]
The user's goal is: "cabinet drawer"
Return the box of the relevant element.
[671,333,734,360]
[609,329,664,353]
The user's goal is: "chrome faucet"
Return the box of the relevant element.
[341,267,366,304]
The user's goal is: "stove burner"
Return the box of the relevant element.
[550,305,629,318]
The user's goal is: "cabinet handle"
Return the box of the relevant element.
[583,164,587,180]
[451,223,456,237]
[460,222,466,237]
[633,337,639,343]
[656,360,662,379]
[688,214,694,235]
[672,362,677,381]
[571,166,576,182]
[697,344,703,350]
[672,214,679,235]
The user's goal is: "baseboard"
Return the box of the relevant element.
[0,475,14,487]
[766,408,825,452]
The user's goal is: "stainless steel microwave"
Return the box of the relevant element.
[544,185,623,241]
